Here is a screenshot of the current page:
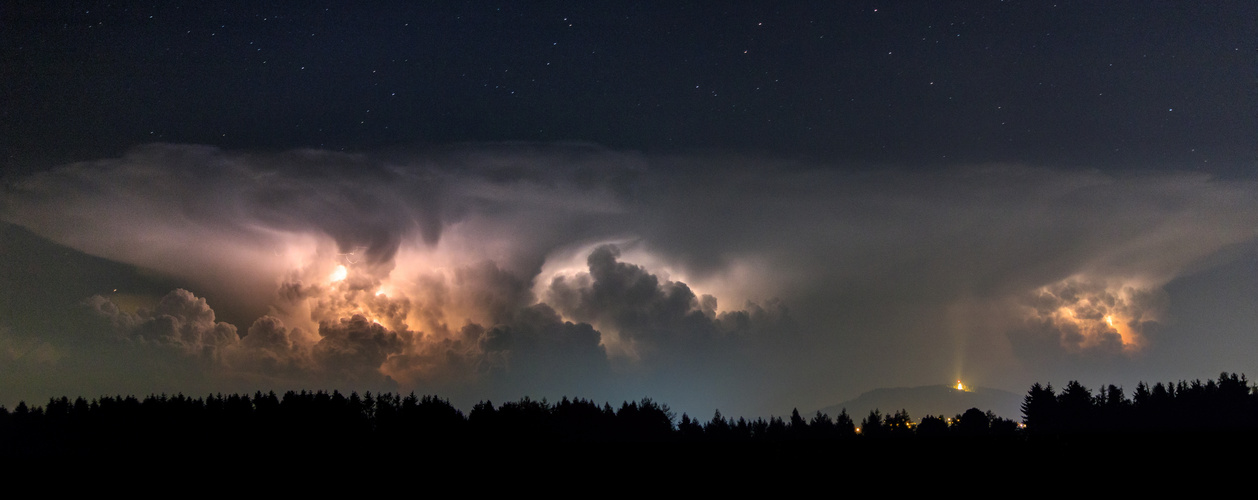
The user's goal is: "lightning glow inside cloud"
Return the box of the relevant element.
[2,143,1256,416]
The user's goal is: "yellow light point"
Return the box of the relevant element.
[1106,313,1141,350]
[956,380,966,392]
[329,264,348,282]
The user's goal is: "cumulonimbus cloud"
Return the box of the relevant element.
[3,143,1256,414]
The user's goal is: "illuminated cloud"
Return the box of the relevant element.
[1019,277,1167,353]
[3,143,1257,415]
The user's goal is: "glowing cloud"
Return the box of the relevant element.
[1020,277,1165,354]
[329,265,348,283]
[3,143,1258,415]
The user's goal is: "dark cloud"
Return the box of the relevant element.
[88,288,239,357]
[548,245,718,341]
[451,260,538,326]
[313,314,407,385]
[468,303,610,398]
[545,244,787,361]
[238,315,305,373]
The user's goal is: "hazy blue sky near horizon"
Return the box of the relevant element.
[2,2,1256,418]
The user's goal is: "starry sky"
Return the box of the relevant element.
[1,2,1256,418]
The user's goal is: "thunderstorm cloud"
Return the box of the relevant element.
[2,143,1256,415]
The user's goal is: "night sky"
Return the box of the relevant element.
[2,1,1256,418]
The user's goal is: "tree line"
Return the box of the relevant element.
[3,372,1255,457]
[1021,372,1257,436]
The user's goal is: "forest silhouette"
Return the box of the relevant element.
[4,372,1256,462]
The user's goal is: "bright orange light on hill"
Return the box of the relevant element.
[956,380,966,391]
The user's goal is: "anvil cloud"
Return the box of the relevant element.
[2,143,1256,416]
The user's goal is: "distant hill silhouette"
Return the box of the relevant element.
[818,384,1022,422]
